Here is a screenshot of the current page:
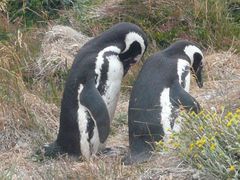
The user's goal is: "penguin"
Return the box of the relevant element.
[123,40,204,165]
[44,22,148,159]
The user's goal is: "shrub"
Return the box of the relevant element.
[173,109,240,179]
[6,0,73,26]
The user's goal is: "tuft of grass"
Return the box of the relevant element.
[0,0,8,12]
[70,0,106,36]
[6,0,74,27]
[172,109,240,179]
[0,41,28,110]
[0,35,58,151]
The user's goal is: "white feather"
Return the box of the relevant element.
[86,110,105,155]
[160,88,173,137]
[172,115,183,133]
[177,59,191,92]
[102,55,124,121]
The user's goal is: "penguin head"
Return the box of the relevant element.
[103,22,147,75]
[95,22,147,75]
[119,31,147,75]
[183,43,204,88]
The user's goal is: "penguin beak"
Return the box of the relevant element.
[122,57,138,76]
[194,67,203,88]
[124,66,130,76]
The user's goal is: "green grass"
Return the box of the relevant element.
[6,0,74,27]
[74,0,240,51]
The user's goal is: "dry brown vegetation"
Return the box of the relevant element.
[0,0,240,179]
[1,43,239,179]
[192,49,240,112]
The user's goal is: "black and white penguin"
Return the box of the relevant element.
[44,22,148,159]
[123,40,204,164]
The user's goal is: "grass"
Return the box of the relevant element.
[74,0,240,51]
[6,0,74,27]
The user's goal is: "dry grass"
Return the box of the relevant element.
[34,25,91,81]
[191,49,240,112]
[1,1,240,177]
[1,32,240,179]
[0,88,199,179]
[0,0,8,12]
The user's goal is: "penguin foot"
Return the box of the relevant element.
[100,147,112,154]
[122,151,152,165]
[99,146,125,157]
[44,141,62,158]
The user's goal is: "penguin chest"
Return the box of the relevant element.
[101,57,124,121]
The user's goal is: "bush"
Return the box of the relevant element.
[6,0,73,26]
[173,109,240,179]
[79,0,240,52]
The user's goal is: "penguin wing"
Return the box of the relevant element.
[170,82,201,113]
[80,80,110,143]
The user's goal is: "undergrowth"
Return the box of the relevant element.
[75,0,240,52]
[6,0,73,27]
[0,0,240,178]
[157,109,240,179]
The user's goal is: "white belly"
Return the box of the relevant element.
[102,81,122,121]
[101,55,124,121]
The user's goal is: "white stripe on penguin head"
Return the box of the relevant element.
[184,45,203,65]
[122,32,146,56]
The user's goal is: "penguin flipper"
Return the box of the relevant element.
[80,81,110,143]
[170,82,201,113]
